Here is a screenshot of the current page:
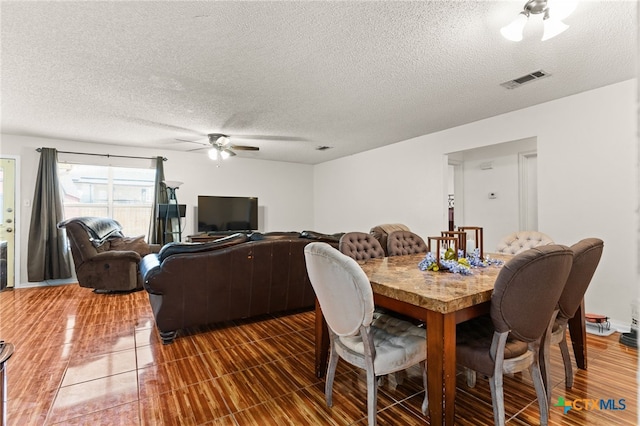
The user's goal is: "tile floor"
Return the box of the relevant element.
[0,284,637,425]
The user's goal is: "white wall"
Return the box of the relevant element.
[449,137,537,250]
[0,134,314,286]
[314,79,638,326]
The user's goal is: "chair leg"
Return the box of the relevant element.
[366,368,377,426]
[489,373,506,426]
[420,361,428,415]
[325,344,339,408]
[559,335,574,388]
[540,314,557,405]
[465,368,477,388]
[530,360,549,426]
[539,340,552,404]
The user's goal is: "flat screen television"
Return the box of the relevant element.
[197,195,258,233]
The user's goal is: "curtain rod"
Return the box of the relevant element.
[36,147,167,161]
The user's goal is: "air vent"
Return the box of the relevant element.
[316,146,333,151]
[500,69,551,89]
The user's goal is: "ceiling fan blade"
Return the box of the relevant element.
[178,138,209,146]
[175,137,203,143]
[230,145,259,151]
[231,135,308,142]
[223,148,236,157]
[187,146,208,152]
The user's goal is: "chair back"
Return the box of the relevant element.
[387,230,428,256]
[491,245,573,342]
[304,242,374,337]
[557,238,604,321]
[495,231,554,255]
[339,232,386,261]
[369,223,410,256]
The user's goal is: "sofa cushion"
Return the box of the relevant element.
[301,230,344,243]
[158,232,248,262]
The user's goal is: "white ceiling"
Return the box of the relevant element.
[1,1,636,164]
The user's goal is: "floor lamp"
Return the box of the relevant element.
[163,180,183,243]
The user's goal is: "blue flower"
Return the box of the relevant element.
[418,247,504,275]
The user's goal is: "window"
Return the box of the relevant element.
[59,164,156,238]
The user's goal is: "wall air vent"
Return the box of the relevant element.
[500,69,551,89]
[316,146,333,151]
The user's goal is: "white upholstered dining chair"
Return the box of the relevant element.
[304,242,428,426]
[495,231,554,255]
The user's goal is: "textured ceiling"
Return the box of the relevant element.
[1,1,636,164]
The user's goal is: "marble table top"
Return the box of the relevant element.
[359,253,512,314]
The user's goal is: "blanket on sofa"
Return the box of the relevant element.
[58,217,124,247]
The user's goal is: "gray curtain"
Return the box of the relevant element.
[27,148,72,281]
[148,156,168,244]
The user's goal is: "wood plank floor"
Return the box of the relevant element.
[1,284,637,425]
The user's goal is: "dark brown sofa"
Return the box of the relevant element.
[59,217,160,292]
[140,230,341,344]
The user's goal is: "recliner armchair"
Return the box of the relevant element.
[58,217,159,292]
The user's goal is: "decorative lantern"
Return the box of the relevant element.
[427,236,458,268]
[458,226,484,259]
[441,231,467,256]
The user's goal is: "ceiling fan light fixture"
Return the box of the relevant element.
[217,135,230,146]
[208,148,219,160]
[542,13,569,41]
[501,12,528,42]
[501,0,574,42]
[219,149,231,160]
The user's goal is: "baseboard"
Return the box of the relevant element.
[609,319,631,333]
[585,321,617,336]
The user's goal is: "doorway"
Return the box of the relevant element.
[519,151,538,231]
[445,137,537,250]
[447,160,464,230]
[0,158,16,289]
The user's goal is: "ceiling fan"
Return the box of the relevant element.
[186,133,260,161]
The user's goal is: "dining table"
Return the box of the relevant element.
[313,252,588,426]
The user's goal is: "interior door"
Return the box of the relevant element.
[518,151,538,231]
[0,158,16,289]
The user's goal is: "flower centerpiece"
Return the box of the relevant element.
[418,248,503,275]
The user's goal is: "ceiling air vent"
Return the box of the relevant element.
[500,69,551,89]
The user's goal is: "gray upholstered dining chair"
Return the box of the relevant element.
[339,232,386,261]
[495,231,554,255]
[386,230,428,256]
[541,238,604,402]
[304,242,428,426]
[456,245,573,426]
[369,223,410,256]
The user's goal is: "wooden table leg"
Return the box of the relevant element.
[568,299,587,370]
[314,299,330,378]
[426,310,457,426]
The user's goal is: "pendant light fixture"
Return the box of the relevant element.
[501,0,577,42]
